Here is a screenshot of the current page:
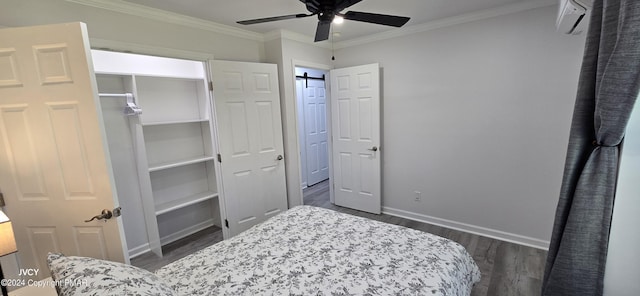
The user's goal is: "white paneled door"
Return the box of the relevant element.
[211,61,287,237]
[0,23,126,280]
[330,64,381,214]
[303,78,329,186]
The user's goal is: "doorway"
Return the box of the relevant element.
[296,66,330,198]
[93,49,224,261]
[294,62,381,214]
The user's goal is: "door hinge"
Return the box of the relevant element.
[224,219,229,228]
[217,153,222,163]
[208,81,214,91]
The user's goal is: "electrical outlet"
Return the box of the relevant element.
[414,191,421,202]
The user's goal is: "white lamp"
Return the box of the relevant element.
[0,210,17,296]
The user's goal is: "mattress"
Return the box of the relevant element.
[155,205,481,295]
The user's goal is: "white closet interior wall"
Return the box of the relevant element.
[93,50,222,258]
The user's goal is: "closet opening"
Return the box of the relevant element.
[93,50,224,269]
[295,66,332,207]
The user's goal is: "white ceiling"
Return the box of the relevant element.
[124,0,551,42]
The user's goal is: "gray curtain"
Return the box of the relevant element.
[542,0,640,295]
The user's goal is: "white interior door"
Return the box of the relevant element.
[303,78,330,186]
[330,63,381,214]
[0,23,126,280]
[210,60,288,237]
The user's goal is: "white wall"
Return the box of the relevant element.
[0,0,264,62]
[604,101,640,295]
[99,91,149,257]
[265,34,333,208]
[333,6,586,247]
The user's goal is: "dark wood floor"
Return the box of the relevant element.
[131,226,223,272]
[133,179,547,296]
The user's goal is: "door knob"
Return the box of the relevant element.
[368,146,378,152]
[84,207,121,223]
[276,155,283,161]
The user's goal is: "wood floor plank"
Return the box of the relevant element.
[520,245,547,280]
[471,283,489,296]
[131,225,223,271]
[487,272,542,296]
[472,237,500,296]
[492,242,520,276]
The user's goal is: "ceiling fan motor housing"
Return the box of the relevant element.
[318,11,335,22]
[304,0,337,21]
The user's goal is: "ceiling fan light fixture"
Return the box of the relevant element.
[236,0,410,42]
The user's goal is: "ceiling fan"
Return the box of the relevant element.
[237,0,411,42]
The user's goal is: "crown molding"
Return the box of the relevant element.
[334,0,556,49]
[264,29,333,49]
[66,0,263,42]
[89,38,215,61]
[264,30,306,43]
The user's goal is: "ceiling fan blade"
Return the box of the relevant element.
[314,21,331,42]
[237,13,312,25]
[335,0,362,12]
[343,11,410,27]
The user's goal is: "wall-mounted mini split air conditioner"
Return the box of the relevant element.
[556,0,592,35]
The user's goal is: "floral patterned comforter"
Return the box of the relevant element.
[155,206,481,296]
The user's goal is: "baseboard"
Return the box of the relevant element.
[382,206,550,250]
[160,219,215,246]
[128,243,151,259]
[128,219,215,258]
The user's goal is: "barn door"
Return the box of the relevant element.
[0,23,126,280]
[330,63,381,214]
[303,78,329,186]
[210,60,288,237]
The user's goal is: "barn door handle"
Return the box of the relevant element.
[84,208,120,223]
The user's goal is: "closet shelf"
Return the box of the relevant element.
[148,156,215,172]
[136,74,205,81]
[155,191,219,216]
[142,118,210,126]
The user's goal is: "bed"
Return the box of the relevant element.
[47,206,481,295]
[156,205,480,295]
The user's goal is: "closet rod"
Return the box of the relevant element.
[98,93,142,116]
[98,93,133,98]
